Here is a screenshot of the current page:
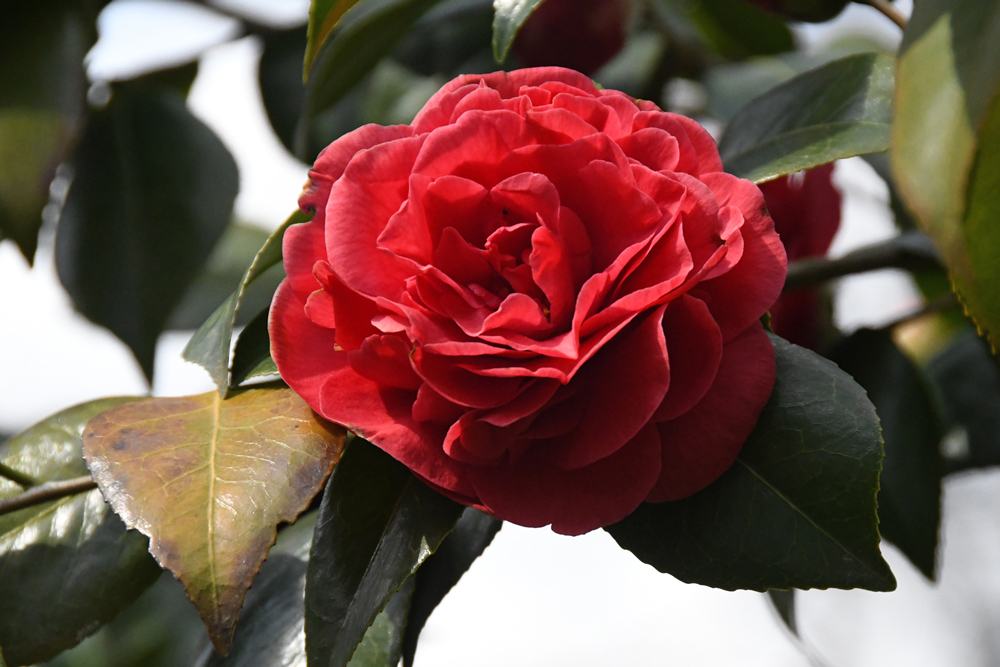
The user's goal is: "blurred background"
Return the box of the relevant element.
[8,0,1000,665]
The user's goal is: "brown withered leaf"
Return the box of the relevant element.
[81,387,346,655]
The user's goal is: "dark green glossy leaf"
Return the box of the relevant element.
[259,26,308,156]
[183,210,304,396]
[492,0,546,62]
[719,53,894,184]
[45,575,208,667]
[892,0,1000,349]
[401,508,501,667]
[394,0,494,77]
[0,398,161,667]
[346,578,415,667]
[230,308,279,388]
[686,0,794,60]
[83,388,346,655]
[258,23,382,164]
[759,0,848,22]
[198,512,416,667]
[56,78,239,381]
[306,438,464,667]
[606,334,895,591]
[306,0,365,80]
[298,0,446,159]
[168,223,274,331]
[0,1,92,263]
[926,327,1000,471]
[766,589,797,636]
[829,329,944,580]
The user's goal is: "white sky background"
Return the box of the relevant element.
[6,1,1000,665]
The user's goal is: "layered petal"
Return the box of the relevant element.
[646,322,775,502]
[468,423,662,535]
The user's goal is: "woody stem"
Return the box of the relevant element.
[0,476,98,517]
[784,232,943,291]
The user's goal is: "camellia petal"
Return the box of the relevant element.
[468,423,663,535]
[646,322,776,502]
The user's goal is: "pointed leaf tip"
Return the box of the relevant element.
[81,387,346,654]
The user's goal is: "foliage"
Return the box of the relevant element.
[1,0,998,664]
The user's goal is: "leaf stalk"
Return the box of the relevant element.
[0,476,97,517]
[0,462,38,488]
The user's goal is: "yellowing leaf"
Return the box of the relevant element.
[81,387,346,655]
[892,0,1000,349]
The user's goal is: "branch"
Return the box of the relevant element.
[0,462,38,488]
[784,232,943,291]
[0,476,98,517]
[859,0,908,30]
[878,293,962,331]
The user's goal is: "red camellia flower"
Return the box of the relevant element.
[761,164,841,350]
[270,68,787,535]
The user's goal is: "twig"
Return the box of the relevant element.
[0,462,38,488]
[878,293,961,331]
[0,476,98,517]
[860,0,908,30]
[784,231,943,291]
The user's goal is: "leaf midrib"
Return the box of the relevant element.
[736,457,889,583]
[207,392,222,625]
[333,475,416,666]
[723,120,891,167]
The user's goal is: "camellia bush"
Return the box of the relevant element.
[1,0,999,665]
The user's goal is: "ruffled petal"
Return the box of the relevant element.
[651,295,723,423]
[467,423,662,535]
[694,173,787,341]
[550,304,670,469]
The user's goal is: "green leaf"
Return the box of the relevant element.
[259,26,308,156]
[45,576,209,667]
[758,0,847,22]
[305,0,365,81]
[685,0,794,61]
[346,578,415,667]
[81,388,347,655]
[183,210,305,396]
[305,438,465,667]
[230,308,279,388]
[198,512,416,667]
[401,508,502,667]
[0,398,162,667]
[0,2,92,263]
[298,0,446,159]
[167,223,275,331]
[492,0,546,62]
[394,0,495,77]
[719,53,895,184]
[926,327,1000,471]
[892,0,1000,349]
[829,329,944,581]
[605,334,896,592]
[766,589,797,636]
[56,77,239,381]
